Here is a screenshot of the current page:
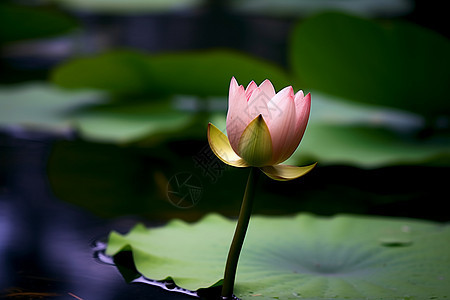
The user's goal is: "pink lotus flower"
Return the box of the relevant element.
[208,77,316,181]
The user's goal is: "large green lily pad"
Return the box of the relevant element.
[51,50,290,97]
[107,213,450,299]
[0,82,102,131]
[289,123,450,168]
[70,100,195,143]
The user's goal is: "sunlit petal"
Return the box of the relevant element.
[208,123,249,168]
[260,162,317,181]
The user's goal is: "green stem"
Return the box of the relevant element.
[221,167,260,299]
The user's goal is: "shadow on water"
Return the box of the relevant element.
[92,240,236,300]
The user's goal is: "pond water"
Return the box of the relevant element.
[0,131,195,299]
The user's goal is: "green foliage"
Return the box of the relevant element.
[4,16,449,167]
[51,51,153,95]
[107,213,450,299]
[0,3,77,43]
[51,50,291,97]
[290,12,450,119]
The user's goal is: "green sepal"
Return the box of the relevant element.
[237,115,273,167]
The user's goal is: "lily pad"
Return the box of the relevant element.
[51,51,153,95]
[0,82,103,132]
[107,213,450,299]
[72,101,195,143]
[51,50,291,97]
[287,123,450,168]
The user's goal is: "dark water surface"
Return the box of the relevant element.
[0,131,194,300]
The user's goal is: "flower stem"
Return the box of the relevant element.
[221,167,260,299]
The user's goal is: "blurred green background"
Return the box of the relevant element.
[1,0,449,222]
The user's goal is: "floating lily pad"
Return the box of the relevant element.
[107,213,450,299]
[51,50,291,97]
[288,123,450,168]
[0,82,103,132]
[72,101,195,143]
[51,51,153,95]
[308,92,424,131]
